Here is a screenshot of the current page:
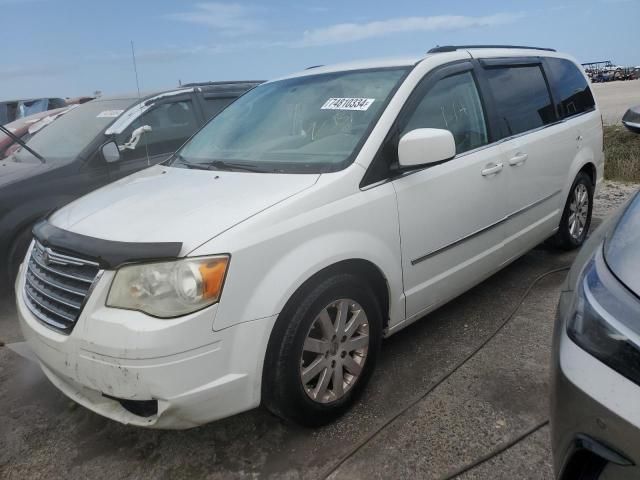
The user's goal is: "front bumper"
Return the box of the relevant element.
[16,263,276,429]
[551,291,640,479]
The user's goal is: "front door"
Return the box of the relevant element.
[108,96,201,181]
[392,65,509,319]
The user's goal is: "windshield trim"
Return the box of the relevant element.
[170,66,414,174]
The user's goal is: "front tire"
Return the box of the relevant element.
[550,172,593,250]
[262,273,382,427]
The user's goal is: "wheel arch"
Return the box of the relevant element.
[277,258,391,333]
[579,162,597,186]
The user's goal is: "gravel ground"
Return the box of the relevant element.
[594,179,639,218]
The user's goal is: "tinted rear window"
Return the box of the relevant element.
[485,65,556,137]
[545,58,595,118]
[202,97,236,118]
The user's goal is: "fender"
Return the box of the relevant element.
[192,180,405,333]
[220,230,402,331]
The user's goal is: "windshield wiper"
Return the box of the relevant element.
[169,154,211,170]
[208,160,270,173]
[172,154,271,173]
[0,124,46,163]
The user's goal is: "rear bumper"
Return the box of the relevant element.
[551,292,640,479]
[16,262,276,429]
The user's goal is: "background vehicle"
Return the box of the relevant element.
[15,47,603,429]
[551,190,640,480]
[0,106,75,159]
[0,97,66,125]
[0,80,261,284]
[623,105,640,134]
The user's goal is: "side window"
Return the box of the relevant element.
[545,58,595,118]
[116,100,199,161]
[402,71,488,154]
[202,97,236,119]
[485,65,556,137]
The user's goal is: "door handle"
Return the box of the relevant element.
[508,152,528,166]
[481,162,503,176]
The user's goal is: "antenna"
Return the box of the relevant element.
[131,40,151,166]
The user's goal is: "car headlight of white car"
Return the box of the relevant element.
[106,255,230,318]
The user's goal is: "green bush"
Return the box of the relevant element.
[604,125,640,182]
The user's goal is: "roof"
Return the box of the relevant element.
[99,80,262,104]
[274,45,567,82]
[276,56,424,81]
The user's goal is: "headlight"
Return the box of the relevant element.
[567,249,640,386]
[107,255,229,318]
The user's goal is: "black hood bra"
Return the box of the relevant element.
[33,220,183,270]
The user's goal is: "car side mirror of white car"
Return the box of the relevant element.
[101,141,121,163]
[119,125,152,151]
[398,128,456,169]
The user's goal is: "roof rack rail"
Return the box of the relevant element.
[427,45,556,53]
[180,80,264,88]
[305,65,324,70]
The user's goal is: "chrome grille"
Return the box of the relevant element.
[23,241,100,334]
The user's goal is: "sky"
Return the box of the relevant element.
[1,0,639,100]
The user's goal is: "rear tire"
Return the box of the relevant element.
[549,172,593,250]
[262,273,382,427]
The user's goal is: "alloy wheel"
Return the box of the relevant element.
[300,299,369,403]
[568,183,589,241]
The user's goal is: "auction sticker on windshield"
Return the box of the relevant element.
[321,98,375,111]
[97,110,124,118]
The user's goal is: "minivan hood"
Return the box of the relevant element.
[49,165,320,254]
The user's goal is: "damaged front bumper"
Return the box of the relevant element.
[16,263,275,429]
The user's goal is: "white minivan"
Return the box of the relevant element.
[17,45,603,428]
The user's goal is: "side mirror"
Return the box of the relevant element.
[398,128,456,169]
[101,141,121,163]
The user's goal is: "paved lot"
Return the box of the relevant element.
[592,79,640,125]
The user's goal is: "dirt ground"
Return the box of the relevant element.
[594,179,638,218]
[591,79,640,125]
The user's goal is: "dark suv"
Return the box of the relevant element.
[0,81,261,284]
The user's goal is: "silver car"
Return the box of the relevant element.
[552,190,640,479]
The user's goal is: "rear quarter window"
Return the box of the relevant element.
[545,58,595,118]
[484,65,556,137]
[202,97,236,119]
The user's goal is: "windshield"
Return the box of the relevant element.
[172,68,408,173]
[12,99,134,163]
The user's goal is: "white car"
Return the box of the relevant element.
[16,45,603,428]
